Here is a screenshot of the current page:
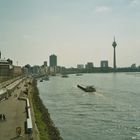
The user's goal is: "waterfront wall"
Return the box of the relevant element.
[32,79,63,140]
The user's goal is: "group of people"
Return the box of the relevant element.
[0,114,6,121]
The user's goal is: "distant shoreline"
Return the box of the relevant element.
[31,79,63,140]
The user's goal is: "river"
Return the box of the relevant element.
[37,73,140,140]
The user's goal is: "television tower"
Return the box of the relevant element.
[112,37,117,70]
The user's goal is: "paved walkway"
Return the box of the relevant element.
[0,78,40,140]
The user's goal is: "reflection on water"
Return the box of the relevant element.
[38,73,140,140]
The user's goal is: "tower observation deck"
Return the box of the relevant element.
[112,37,117,70]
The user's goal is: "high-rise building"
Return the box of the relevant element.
[112,37,117,70]
[49,54,57,67]
[85,62,94,69]
[77,64,84,69]
[101,60,108,68]
[131,63,136,69]
[0,53,13,78]
[44,61,47,66]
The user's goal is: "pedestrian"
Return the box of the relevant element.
[16,127,22,137]
[0,114,2,120]
[3,114,6,121]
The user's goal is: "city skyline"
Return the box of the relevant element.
[0,0,140,67]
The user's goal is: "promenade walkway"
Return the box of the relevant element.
[0,78,40,140]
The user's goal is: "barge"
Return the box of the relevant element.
[77,84,96,92]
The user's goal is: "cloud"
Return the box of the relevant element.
[130,0,139,5]
[95,6,111,13]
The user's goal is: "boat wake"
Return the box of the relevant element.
[94,92,105,98]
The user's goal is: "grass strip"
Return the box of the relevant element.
[31,79,63,140]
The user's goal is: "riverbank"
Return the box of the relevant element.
[31,79,63,140]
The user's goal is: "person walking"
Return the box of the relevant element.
[3,114,6,121]
[16,127,22,137]
[0,114,2,120]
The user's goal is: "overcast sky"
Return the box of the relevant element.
[0,0,140,67]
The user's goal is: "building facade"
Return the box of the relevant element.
[49,54,57,67]
[131,63,137,69]
[44,61,47,67]
[100,61,108,68]
[77,64,84,69]
[0,59,13,77]
[12,66,22,77]
[85,62,94,69]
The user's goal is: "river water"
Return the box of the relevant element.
[37,73,140,140]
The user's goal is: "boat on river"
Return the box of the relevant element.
[42,75,49,81]
[77,84,96,92]
[61,74,69,78]
[76,73,83,76]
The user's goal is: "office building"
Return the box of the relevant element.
[77,64,84,69]
[49,54,57,67]
[44,61,47,67]
[85,62,94,69]
[101,61,108,68]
